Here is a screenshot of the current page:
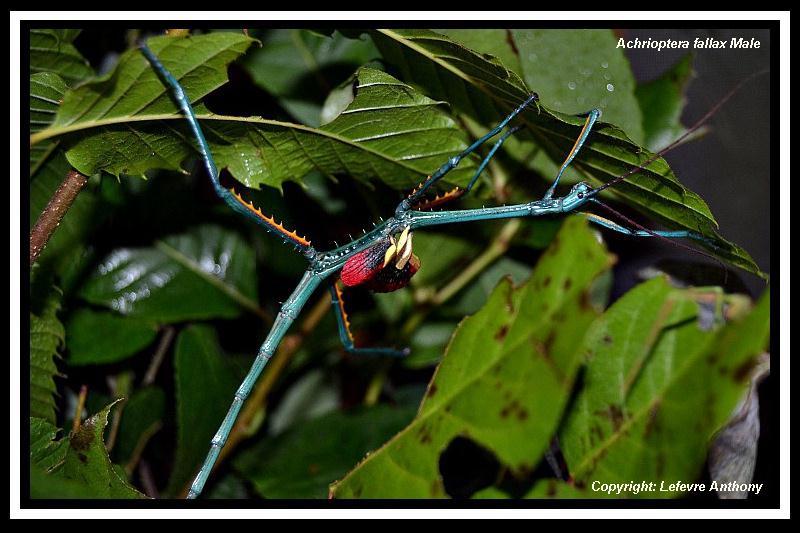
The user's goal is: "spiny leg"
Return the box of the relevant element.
[416,126,522,211]
[140,43,326,499]
[187,271,323,499]
[330,283,409,358]
[139,42,314,256]
[401,93,538,211]
[543,108,601,200]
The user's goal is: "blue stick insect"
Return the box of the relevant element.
[140,42,748,499]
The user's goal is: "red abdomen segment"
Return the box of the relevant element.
[341,239,420,293]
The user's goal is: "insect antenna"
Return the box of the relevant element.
[589,198,729,284]
[589,69,768,197]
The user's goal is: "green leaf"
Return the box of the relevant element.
[30,72,68,174]
[242,29,380,126]
[266,369,340,436]
[28,32,255,178]
[448,256,532,317]
[405,322,459,369]
[30,283,64,424]
[79,224,259,323]
[112,386,166,471]
[29,29,93,84]
[433,29,522,78]
[30,463,90,499]
[31,34,478,191]
[30,417,68,471]
[66,309,159,366]
[52,33,255,130]
[330,217,614,498]
[363,29,762,277]
[168,325,241,495]
[525,479,592,498]
[511,29,644,144]
[44,400,146,498]
[559,279,770,497]
[235,405,416,499]
[636,54,695,151]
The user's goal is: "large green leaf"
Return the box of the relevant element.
[434,29,522,79]
[66,309,159,366]
[31,401,146,498]
[331,217,614,498]
[511,29,644,144]
[79,224,258,323]
[235,405,416,499]
[363,29,762,278]
[559,279,770,497]
[30,283,64,424]
[30,34,478,191]
[242,29,380,126]
[30,416,68,471]
[167,325,241,495]
[29,29,93,84]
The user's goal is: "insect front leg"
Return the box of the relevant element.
[543,108,602,200]
[329,283,410,358]
[580,212,706,241]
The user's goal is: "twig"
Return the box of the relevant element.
[178,292,331,498]
[143,326,176,386]
[363,367,388,407]
[30,169,88,266]
[105,373,134,453]
[432,219,521,306]
[138,459,160,499]
[71,385,88,434]
[403,219,521,336]
[125,421,163,477]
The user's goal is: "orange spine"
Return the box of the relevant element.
[334,283,354,342]
[229,188,311,247]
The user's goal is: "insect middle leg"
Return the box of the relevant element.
[402,93,538,210]
[415,126,523,211]
[329,283,410,358]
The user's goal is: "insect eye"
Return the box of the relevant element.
[577,192,584,199]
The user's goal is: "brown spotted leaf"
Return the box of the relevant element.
[330,216,614,498]
[559,279,770,497]
[32,400,146,499]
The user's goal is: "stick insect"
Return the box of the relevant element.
[140,42,750,499]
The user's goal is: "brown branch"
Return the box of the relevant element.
[143,327,176,386]
[71,385,88,434]
[29,169,88,266]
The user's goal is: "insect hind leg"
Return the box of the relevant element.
[140,41,315,257]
